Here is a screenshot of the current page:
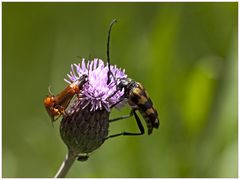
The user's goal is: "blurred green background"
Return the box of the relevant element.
[2,2,237,178]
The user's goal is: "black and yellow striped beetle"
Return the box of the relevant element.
[105,19,159,139]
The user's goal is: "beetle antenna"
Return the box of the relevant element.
[107,19,117,85]
[48,85,54,95]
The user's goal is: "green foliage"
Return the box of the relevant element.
[2,2,237,178]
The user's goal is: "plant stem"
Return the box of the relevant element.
[54,150,76,178]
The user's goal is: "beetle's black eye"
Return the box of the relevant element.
[118,83,124,91]
[84,74,88,81]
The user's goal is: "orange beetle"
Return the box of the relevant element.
[44,74,88,123]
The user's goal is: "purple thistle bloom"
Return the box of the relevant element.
[65,58,127,112]
[60,58,128,157]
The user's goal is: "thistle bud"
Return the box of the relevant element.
[60,104,109,156]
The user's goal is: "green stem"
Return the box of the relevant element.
[54,150,76,178]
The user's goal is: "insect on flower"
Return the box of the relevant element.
[60,58,127,160]
[106,19,160,136]
[44,74,88,123]
[58,19,159,161]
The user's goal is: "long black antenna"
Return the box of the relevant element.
[107,19,117,85]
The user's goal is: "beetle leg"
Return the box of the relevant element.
[106,109,145,140]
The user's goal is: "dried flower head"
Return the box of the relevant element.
[60,58,127,157]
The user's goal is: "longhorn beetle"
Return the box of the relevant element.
[106,19,159,138]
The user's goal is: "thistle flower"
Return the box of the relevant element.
[60,58,127,158]
[64,58,127,112]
